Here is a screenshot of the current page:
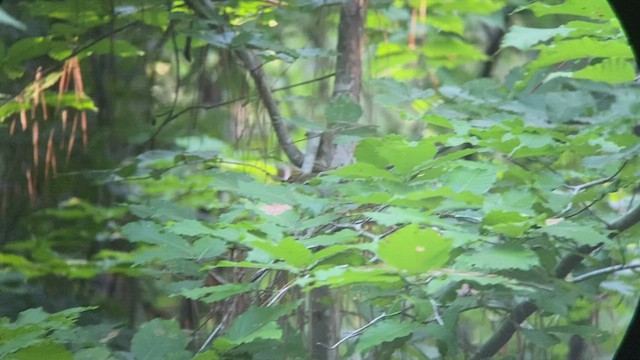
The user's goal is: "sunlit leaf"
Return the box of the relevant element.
[378,224,452,274]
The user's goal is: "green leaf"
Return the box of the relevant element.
[422,37,487,67]
[427,13,464,35]
[455,245,539,271]
[378,224,452,274]
[192,351,220,360]
[177,283,256,303]
[524,0,615,19]
[192,237,228,260]
[223,301,302,344]
[331,162,398,181]
[524,37,633,84]
[502,25,573,51]
[571,58,636,83]
[363,207,431,226]
[302,230,358,247]
[538,222,610,245]
[73,347,111,360]
[325,96,363,124]
[168,220,217,236]
[81,39,144,58]
[207,260,295,272]
[251,237,314,268]
[445,167,497,195]
[306,267,400,288]
[521,328,560,348]
[8,342,73,360]
[355,136,437,175]
[131,319,191,360]
[122,221,194,260]
[355,319,419,354]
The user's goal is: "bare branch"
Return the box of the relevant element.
[302,131,322,174]
[571,263,640,283]
[566,161,627,194]
[235,49,304,167]
[318,307,408,350]
[608,202,640,233]
[197,311,230,353]
[150,74,334,142]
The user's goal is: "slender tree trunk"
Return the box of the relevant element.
[311,1,366,359]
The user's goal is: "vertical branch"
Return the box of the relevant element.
[311,2,367,360]
[235,49,305,168]
[318,0,366,168]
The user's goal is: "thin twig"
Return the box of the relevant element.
[557,161,627,217]
[566,161,627,194]
[150,73,335,142]
[264,276,307,307]
[430,299,444,326]
[571,263,640,283]
[318,307,409,350]
[197,312,230,353]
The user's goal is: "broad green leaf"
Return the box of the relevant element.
[571,58,635,83]
[206,260,296,272]
[355,136,437,175]
[509,132,557,158]
[363,207,431,226]
[427,13,464,35]
[122,221,193,258]
[422,37,487,68]
[325,96,363,124]
[311,244,357,263]
[306,267,400,288]
[192,237,228,260]
[432,0,505,14]
[525,0,615,19]
[371,78,436,107]
[177,283,256,303]
[445,167,497,195]
[73,347,110,360]
[378,224,452,274]
[355,319,420,354]
[302,230,358,247]
[131,319,191,360]
[192,351,220,360]
[524,37,633,84]
[455,245,539,270]
[521,328,560,348]
[251,237,313,268]
[422,114,453,129]
[8,342,72,360]
[223,301,302,344]
[168,220,217,236]
[81,39,144,58]
[502,25,573,51]
[539,222,610,245]
[545,91,596,123]
[331,162,398,181]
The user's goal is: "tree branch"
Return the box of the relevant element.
[473,196,640,359]
[471,244,598,360]
[608,202,640,234]
[148,73,334,142]
[572,263,640,283]
[235,49,304,167]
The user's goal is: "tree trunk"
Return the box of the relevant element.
[311,1,366,359]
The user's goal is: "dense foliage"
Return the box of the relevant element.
[1,0,639,359]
